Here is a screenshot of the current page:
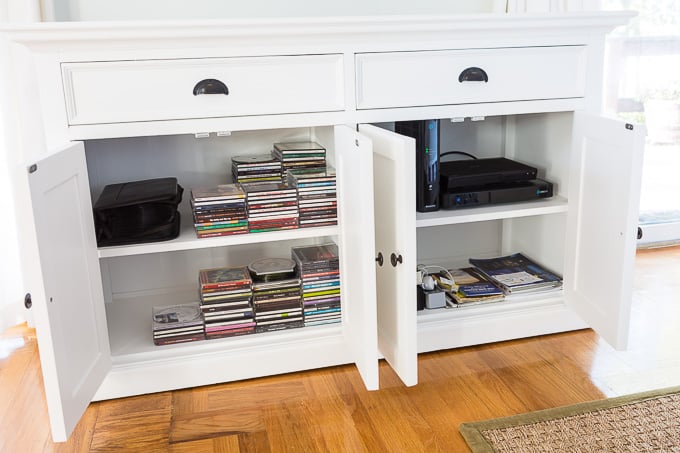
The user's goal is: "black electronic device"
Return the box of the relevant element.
[440,179,554,209]
[440,157,537,192]
[395,120,440,212]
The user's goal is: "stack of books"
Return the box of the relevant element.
[242,182,299,233]
[198,267,255,339]
[152,303,205,346]
[190,184,248,238]
[231,154,283,184]
[469,252,563,295]
[292,243,341,327]
[287,167,338,228]
[271,141,327,173]
[248,258,304,333]
[445,267,505,307]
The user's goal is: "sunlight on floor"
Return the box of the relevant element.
[0,336,26,360]
[588,246,680,396]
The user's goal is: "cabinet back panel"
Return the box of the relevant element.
[416,221,502,268]
[438,116,506,161]
[504,214,567,276]
[84,127,324,200]
[511,112,573,197]
[102,237,336,298]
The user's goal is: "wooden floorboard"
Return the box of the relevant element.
[1,246,679,451]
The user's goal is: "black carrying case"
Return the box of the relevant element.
[94,177,184,247]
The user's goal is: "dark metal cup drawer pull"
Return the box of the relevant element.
[458,67,489,83]
[193,79,229,95]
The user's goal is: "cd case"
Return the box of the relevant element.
[152,303,203,329]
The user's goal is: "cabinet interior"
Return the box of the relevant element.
[407,111,572,301]
[84,126,344,359]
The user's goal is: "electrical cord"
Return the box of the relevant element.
[416,264,457,292]
[440,151,478,160]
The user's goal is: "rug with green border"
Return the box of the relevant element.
[459,386,680,452]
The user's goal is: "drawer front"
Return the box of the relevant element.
[355,46,587,109]
[63,54,344,125]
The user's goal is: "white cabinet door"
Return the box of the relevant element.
[359,124,418,387]
[334,125,379,390]
[565,113,645,350]
[27,142,111,441]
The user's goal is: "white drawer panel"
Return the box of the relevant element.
[356,46,587,109]
[62,54,344,125]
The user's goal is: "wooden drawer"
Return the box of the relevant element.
[355,46,587,109]
[62,54,344,125]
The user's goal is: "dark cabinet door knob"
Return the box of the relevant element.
[390,253,403,267]
[193,79,229,96]
[375,252,384,267]
[24,293,32,309]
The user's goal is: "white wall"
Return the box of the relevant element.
[0,40,24,332]
[0,131,24,333]
[48,0,505,21]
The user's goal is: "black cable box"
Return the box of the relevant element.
[440,157,537,191]
[440,179,553,209]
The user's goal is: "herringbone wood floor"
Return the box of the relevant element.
[2,246,679,452]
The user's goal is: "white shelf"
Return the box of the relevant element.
[414,290,588,353]
[415,196,568,228]
[105,288,344,366]
[98,205,339,258]
[416,290,566,324]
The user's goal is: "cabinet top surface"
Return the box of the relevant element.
[1,11,634,47]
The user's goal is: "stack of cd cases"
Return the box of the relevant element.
[291,243,341,326]
[243,182,299,233]
[271,141,327,173]
[191,184,248,238]
[231,154,283,184]
[248,258,304,333]
[152,303,205,345]
[287,167,338,228]
[198,266,255,339]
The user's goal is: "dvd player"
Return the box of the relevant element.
[440,179,553,209]
[440,157,537,191]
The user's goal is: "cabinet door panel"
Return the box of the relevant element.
[359,124,418,387]
[565,113,645,349]
[27,142,111,441]
[334,125,379,390]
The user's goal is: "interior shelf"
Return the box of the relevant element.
[416,289,566,324]
[415,196,568,228]
[98,200,339,258]
[105,288,344,365]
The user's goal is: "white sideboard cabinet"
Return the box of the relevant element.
[1,12,642,442]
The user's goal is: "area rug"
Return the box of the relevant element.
[459,386,680,452]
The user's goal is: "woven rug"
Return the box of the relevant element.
[459,386,680,452]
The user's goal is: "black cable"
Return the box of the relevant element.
[440,151,478,160]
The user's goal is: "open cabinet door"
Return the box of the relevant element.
[359,124,418,387]
[25,142,111,441]
[564,112,645,350]
[334,125,379,390]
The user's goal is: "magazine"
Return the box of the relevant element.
[468,253,563,295]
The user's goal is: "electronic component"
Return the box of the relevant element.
[440,179,554,209]
[395,120,440,212]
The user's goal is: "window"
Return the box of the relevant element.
[604,0,680,246]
